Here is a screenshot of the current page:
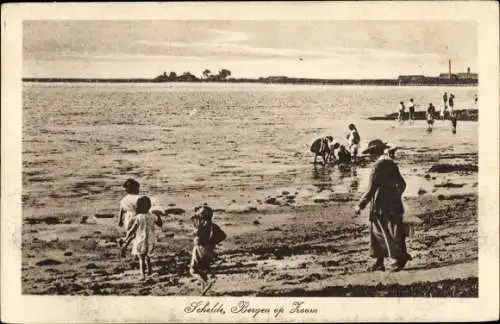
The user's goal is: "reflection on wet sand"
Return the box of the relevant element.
[311,164,333,192]
[312,163,360,194]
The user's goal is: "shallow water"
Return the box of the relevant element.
[23,82,478,217]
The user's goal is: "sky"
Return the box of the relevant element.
[23,20,478,79]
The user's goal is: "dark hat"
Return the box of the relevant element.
[194,205,213,221]
[362,139,397,155]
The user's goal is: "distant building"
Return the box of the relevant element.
[439,73,458,80]
[457,67,478,80]
[438,62,478,81]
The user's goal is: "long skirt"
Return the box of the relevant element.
[190,244,214,273]
[370,215,408,260]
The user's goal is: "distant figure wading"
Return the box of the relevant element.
[426,102,436,131]
[397,101,406,123]
[407,98,415,123]
[448,93,455,116]
[451,112,458,134]
[355,142,411,272]
[442,92,448,120]
[346,123,361,163]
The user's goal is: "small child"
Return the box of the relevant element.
[119,196,163,280]
[118,178,141,231]
[189,205,226,295]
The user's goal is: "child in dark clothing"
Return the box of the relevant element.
[189,205,226,295]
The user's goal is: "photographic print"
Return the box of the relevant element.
[2,2,499,323]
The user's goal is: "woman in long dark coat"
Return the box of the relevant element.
[355,144,411,272]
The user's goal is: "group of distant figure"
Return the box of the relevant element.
[310,123,361,165]
[397,92,478,134]
[309,90,480,166]
[310,123,397,167]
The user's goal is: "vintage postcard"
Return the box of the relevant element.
[1,1,499,322]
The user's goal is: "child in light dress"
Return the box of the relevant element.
[346,123,360,163]
[189,205,226,295]
[119,196,163,280]
[118,178,164,241]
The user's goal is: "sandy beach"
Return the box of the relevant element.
[22,117,478,297]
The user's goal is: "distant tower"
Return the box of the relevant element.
[448,59,452,79]
[467,67,470,78]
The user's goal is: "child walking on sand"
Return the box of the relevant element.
[189,205,226,295]
[119,196,163,280]
[118,178,141,231]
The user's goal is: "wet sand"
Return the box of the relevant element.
[22,151,478,297]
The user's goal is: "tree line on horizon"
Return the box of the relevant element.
[154,69,232,82]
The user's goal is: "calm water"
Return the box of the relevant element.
[23,82,478,217]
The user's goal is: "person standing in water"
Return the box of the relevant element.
[450,111,458,134]
[407,98,415,124]
[355,143,411,272]
[442,92,448,120]
[448,93,455,116]
[426,102,436,131]
[346,123,361,163]
[397,101,406,124]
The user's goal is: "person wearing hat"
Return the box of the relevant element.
[355,143,410,272]
[362,140,398,160]
[189,205,227,295]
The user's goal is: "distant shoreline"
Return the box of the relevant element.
[22,77,478,87]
